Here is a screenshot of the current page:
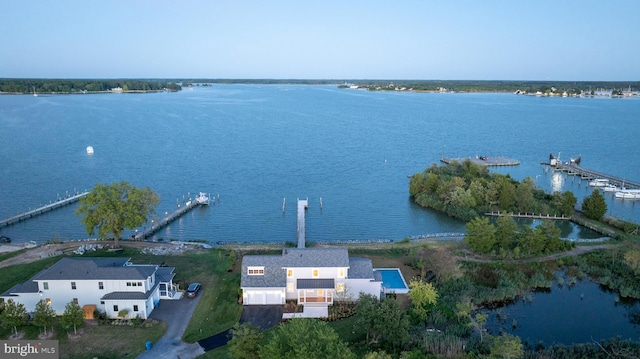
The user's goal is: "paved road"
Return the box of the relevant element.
[136,295,205,359]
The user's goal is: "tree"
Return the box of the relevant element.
[354,294,409,351]
[465,217,496,253]
[581,190,607,220]
[469,312,488,342]
[495,214,518,249]
[408,279,438,320]
[76,181,159,247]
[228,322,263,359]
[61,301,84,335]
[260,318,355,359]
[33,300,57,336]
[490,333,523,359]
[0,299,28,336]
[515,180,535,213]
[554,191,577,216]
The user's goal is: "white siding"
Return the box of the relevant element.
[284,266,347,301]
[346,278,382,300]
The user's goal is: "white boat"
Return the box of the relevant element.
[589,178,609,187]
[602,184,618,192]
[86,146,94,155]
[195,192,210,205]
[615,189,640,200]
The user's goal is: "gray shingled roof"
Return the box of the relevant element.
[36,257,157,281]
[102,282,160,301]
[281,248,349,267]
[1,280,39,297]
[155,267,175,283]
[241,248,352,288]
[348,257,375,279]
[241,255,286,288]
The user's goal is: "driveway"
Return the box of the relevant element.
[136,295,204,359]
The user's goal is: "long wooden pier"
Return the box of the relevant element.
[553,162,640,190]
[296,198,309,248]
[484,211,571,220]
[0,191,89,228]
[133,193,211,240]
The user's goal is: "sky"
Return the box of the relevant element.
[1,1,639,80]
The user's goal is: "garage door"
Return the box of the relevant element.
[245,290,283,305]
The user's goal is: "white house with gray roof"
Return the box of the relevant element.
[0,257,176,320]
[241,247,381,307]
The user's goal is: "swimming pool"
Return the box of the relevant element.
[374,268,409,294]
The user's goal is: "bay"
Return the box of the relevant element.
[0,85,639,244]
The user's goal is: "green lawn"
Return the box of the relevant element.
[0,246,244,359]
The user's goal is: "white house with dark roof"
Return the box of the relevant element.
[0,257,177,319]
[240,247,381,308]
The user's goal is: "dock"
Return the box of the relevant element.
[551,162,640,190]
[296,198,309,248]
[133,192,212,240]
[484,211,571,220]
[0,191,89,228]
[441,156,520,167]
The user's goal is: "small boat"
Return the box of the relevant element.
[86,146,94,155]
[195,192,210,205]
[615,189,640,200]
[589,179,609,187]
[602,184,618,192]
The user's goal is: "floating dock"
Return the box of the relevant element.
[133,192,212,240]
[296,198,309,248]
[0,191,89,228]
[548,160,640,190]
[441,156,520,167]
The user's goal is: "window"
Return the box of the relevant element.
[338,268,345,278]
[133,305,139,312]
[113,305,119,312]
[127,282,132,286]
[287,269,293,277]
[337,283,344,292]
[73,298,78,304]
[71,282,76,290]
[312,269,319,277]
[138,282,142,287]
[318,289,323,296]
[98,282,104,290]
[100,301,105,305]
[248,267,264,275]
[43,282,49,290]
[287,283,294,292]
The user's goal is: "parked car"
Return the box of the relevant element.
[185,282,201,298]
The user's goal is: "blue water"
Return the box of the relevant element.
[376,268,409,290]
[1,86,639,244]
[484,275,640,346]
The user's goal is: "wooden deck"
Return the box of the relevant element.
[296,199,309,248]
[484,211,571,220]
[0,191,89,228]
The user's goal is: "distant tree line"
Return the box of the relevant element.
[339,80,640,94]
[0,79,181,94]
